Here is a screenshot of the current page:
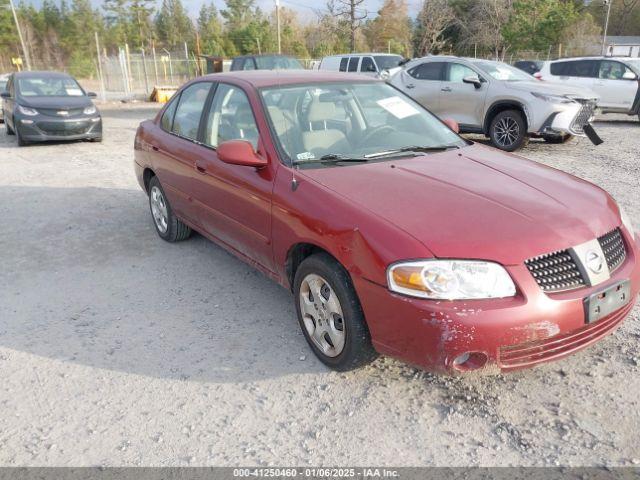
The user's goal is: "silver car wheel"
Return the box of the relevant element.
[494,116,520,147]
[150,185,169,234]
[299,273,346,358]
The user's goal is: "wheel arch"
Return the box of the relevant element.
[483,100,528,134]
[142,167,156,194]
[285,242,344,292]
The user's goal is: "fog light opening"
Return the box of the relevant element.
[452,351,488,372]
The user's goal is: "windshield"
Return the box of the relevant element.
[17,76,85,97]
[374,55,403,71]
[255,56,303,70]
[474,61,533,81]
[261,82,466,167]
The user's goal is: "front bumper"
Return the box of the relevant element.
[355,229,640,374]
[16,115,102,141]
[531,99,597,137]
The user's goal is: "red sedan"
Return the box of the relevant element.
[134,71,639,374]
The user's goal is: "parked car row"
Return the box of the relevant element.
[133,70,639,374]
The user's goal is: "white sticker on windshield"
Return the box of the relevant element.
[377,96,420,119]
[65,88,83,96]
[297,151,315,160]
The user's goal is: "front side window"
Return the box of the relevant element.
[408,62,444,81]
[599,60,634,80]
[242,59,256,70]
[339,58,348,72]
[361,57,376,73]
[171,82,212,140]
[255,56,303,70]
[374,55,403,71]
[261,82,466,167]
[203,84,259,150]
[17,76,84,97]
[447,63,478,83]
[348,57,359,72]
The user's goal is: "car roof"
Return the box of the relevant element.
[200,70,380,88]
[13,70,74,79]
[549,56,638,62]
[232,54,295,59]
[324,53,402,58]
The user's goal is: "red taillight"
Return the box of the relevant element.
[534,72,543,81]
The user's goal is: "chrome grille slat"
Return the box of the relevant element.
[570,100,596,135]
[598,228,626,273]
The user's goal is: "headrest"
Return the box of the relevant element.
[307,100,336,122]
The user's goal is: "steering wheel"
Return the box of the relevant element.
[360,125,397,146]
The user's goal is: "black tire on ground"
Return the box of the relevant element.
[15,126,28,146]
[488,109,529,152]
[147,175,191,242]
[6,118,15,135]
[91,136,103,143]
[293,252,378,371]
[543,133,574,144]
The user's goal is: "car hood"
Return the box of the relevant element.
[18,96,93,109]
[504,80,598,100]
[300,144,619,265]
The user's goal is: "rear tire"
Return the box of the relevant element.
[294,253,378,371]
[543,133,573,144]
[148,176,191,242]
[489,110,528,152]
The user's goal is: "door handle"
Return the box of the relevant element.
[195,161,207,174]
[441,87,452,92]
[406,84,415,89]
[151,145,159,151]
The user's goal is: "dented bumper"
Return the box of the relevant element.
[353,234,640,374]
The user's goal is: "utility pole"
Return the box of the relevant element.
[8,0,31,70]
[275,0,281,54]
[95,32,106,102]
[601,0,613,56]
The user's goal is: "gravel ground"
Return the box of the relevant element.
[0,103,639,467]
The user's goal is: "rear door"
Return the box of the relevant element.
[398,61,445,113]
[149,81,213,224]
[440,62,488,128]
[593,60,638,111]
[191,82,276,270]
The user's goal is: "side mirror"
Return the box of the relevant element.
[0,91,10,99]
[462,75,482,89]
[442,118,459,133]
[217,140,267,168]
[622,71,637,80]
[87,92,97,98]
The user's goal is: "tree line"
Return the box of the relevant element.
[0,0,637,77]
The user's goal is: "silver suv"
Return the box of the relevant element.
[389,56,599,151]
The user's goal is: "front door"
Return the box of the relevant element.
[191,83,276,271]
[594,60,638,111]
[397,61,446,114]
[440,62,488,128]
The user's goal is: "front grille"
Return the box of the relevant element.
[570,100,596,134]
[37,107,85,117]
[36,121,90,136]
[598,228,626,273]
[498,300,632,370]
[525,249,585,292]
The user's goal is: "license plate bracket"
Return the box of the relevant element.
[584,280,630,324]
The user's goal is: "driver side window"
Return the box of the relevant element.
[203,84,259,150]
[447,63,477,83]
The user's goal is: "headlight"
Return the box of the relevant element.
[18,105,38,116]
[387,260,516,300]
[530,92,573,104]
[83,105,97,115]
[619,204,635,236]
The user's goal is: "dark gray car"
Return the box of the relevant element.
[1,71,102,146]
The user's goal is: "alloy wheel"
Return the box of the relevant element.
[493,116,520,148]
[150,185,169,234]
[299,273,346,357]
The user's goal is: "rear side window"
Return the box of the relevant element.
[339,57,348,72]
[348,57,359,72]
[552,60,597,78]
[171,82,212,140]
[361,57,376,72]
[408,62,444,80]
[160,95,179,131]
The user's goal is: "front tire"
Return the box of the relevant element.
[148,176,191,242]
[15,126,28,146]
[489,110,528,151]
[294,253,378,371]
[6,117,15,135]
